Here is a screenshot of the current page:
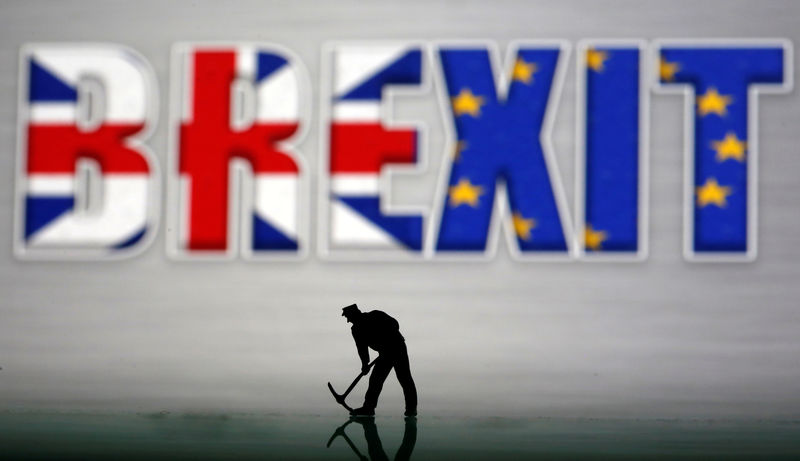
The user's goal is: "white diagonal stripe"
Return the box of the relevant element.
[334,45,409,97]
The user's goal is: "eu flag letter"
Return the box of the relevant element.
[657,41,789,260]
[578,42,646,257]
[434,44,571,255]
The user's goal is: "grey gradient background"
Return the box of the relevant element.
[1,0,799,419]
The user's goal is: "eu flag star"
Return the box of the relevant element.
[586,49,609,72]
[711,132,746,162]
[448,178,484,207]
[511,212,536,240]
[512,58,537,84]
[697,87,733,117]
[452,88,485,117]
[697,178,733,208]
[659,57,680,82]
[584,224,608,251]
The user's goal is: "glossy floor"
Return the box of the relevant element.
[4,411,800,459]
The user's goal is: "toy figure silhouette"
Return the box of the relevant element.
[327,416,417,461]
[342,303,417,417]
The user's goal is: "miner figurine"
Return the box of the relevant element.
[341,303,417,417]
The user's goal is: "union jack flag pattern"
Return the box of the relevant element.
[171,44,306,259]
[17,44,158,258]
[323,44,425,256]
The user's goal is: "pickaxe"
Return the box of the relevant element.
[327,359,377,412]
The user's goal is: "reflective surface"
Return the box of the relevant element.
[4,411,800,460]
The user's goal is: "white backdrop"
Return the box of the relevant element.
[1,0,799,419]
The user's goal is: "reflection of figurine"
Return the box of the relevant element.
[392,417,417,461]
[341,303,418,417]
[327,417,418,461]
[326,419,369,461]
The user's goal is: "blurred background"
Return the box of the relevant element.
[1,0,799,422]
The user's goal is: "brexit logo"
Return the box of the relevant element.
[13,40,792,262]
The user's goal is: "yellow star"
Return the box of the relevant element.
[711,132,746,162]
[512,58,537,84]
[584,224,608,251]
[452,88,485,117]
[696,178,733,208]
[697,87,733,117]
[586,49,609,72]
[659,57,680,82]
[453,140,468,162]
[511,211,536,241]
[711,131,747,162]
[448,178,484,207]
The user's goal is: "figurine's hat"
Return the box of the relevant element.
[341,303,360,316]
